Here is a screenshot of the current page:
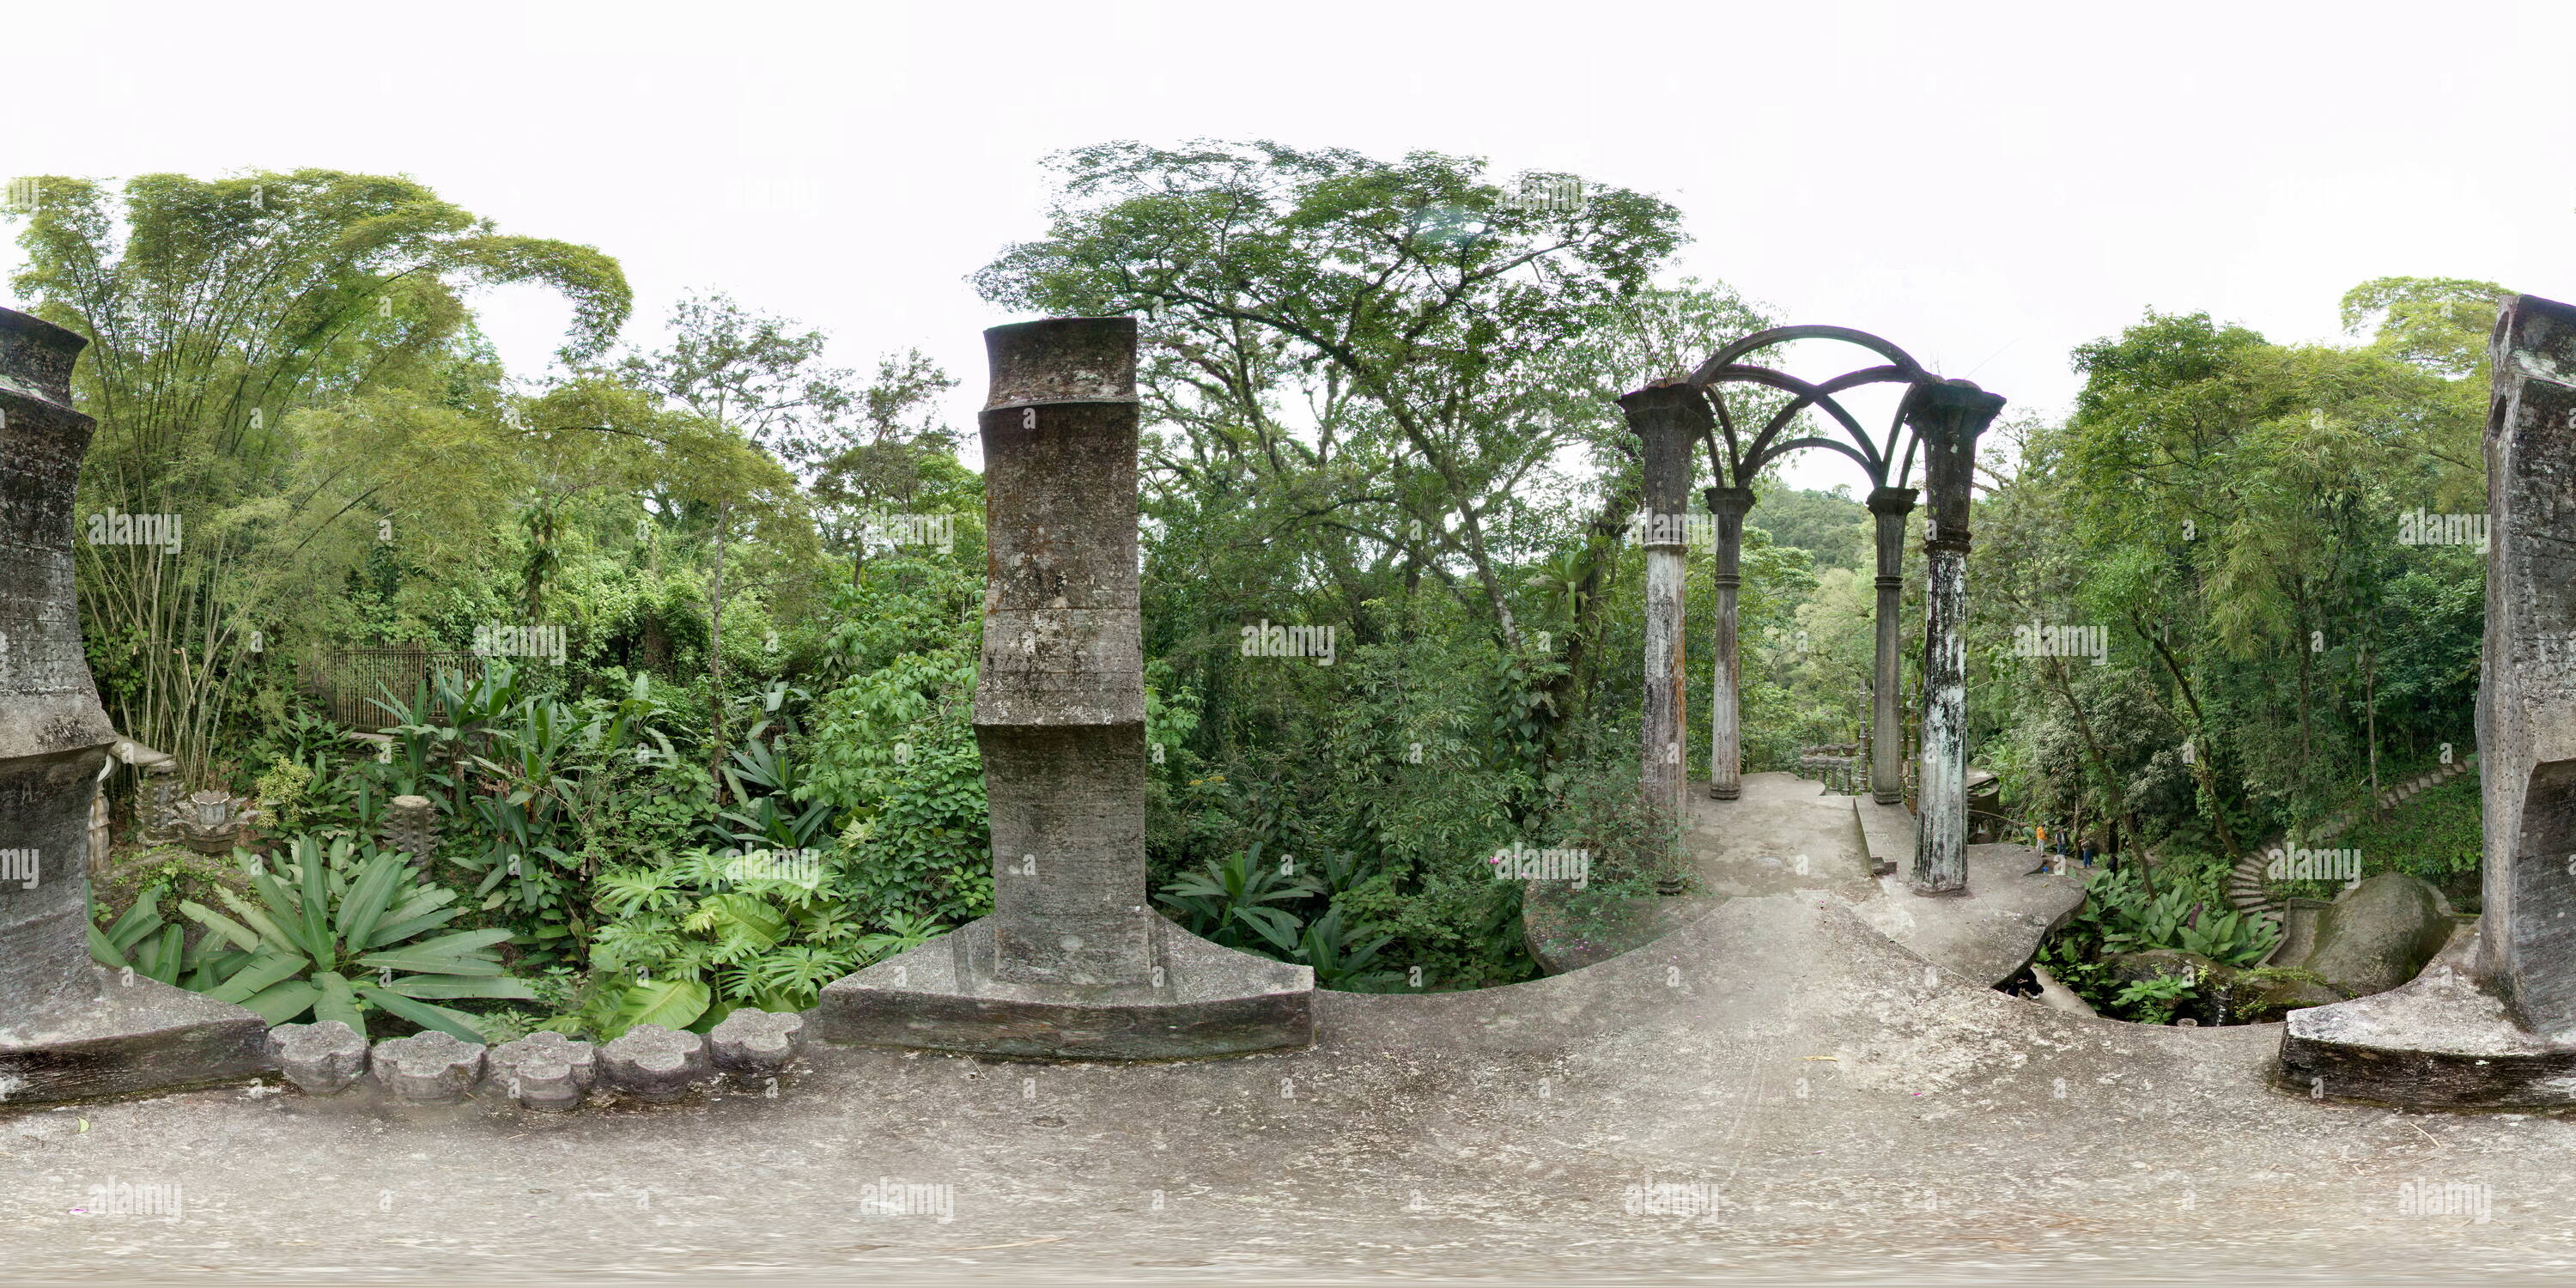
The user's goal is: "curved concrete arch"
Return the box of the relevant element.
[1694,363,1884,483]
[1747,434,1876,477]
[1736,364,1920,479]
[1690,323,1932,386]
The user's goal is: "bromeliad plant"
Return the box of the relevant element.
[155,835,528,1040]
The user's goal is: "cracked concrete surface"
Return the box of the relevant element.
[4,888,2572,1285]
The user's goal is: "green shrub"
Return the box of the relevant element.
[573,848,942,1039]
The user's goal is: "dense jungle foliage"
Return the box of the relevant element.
[9,151,2500,1037]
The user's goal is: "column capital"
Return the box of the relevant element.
[1620,382,1707,540]
[1866,486,1919,516]
[1616,380,1716,428]
[1906,378,2004,558]
[1702,485,1758,519]
[1903,376,2007,430]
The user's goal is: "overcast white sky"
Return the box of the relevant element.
[7,0,2571,493]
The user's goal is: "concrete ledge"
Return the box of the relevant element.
[0,968,272,1105]
[812,914,1314,1060]
[1853,794,1915,873]
[2278,925,2576,1109]
[1839,843,2088,988]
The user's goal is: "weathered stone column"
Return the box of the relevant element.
[0,307,267,1103]
[817,317,1311,1060]
[1905,380,2004,896]
[2479,293,2576,1039]
[1619,384,1706,826]
[1865,487,1918,805]
[1704,485,1757,800]
[975,317,1156,987]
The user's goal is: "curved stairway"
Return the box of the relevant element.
[2223,752,2479,922]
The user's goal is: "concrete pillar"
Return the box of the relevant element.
[1865,487,1918,805]
[1619,384,1706,826]
[1703,486,1757,800]
[974,318,1156,987]
[2479,294,2576,1040]
[0,306,266,1103]
[816,317,1311,1060]
[1905,380,2004,896]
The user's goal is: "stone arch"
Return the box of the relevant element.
[1621,325,2003,894]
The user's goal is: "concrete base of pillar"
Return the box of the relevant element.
[1708,784,1740,801]
[2276,924,2576,1109]
[0,968,273,1105]
[813,914,1315,1060]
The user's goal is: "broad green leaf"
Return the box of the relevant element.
[355,986,488,1043]
[312,970,366,1034]
[178,900,265,954]
[613,977,711,1035]
[88,921,127,969]
[243,875,318,957]
[336,852,406,953]
[384,975,538,1000]
[107,884,169,951]
[371,907,464,945]
[143,924,186,984]
[235,980,320,1025]
[206,950,309,1005]
[398,928,514,957]
[355,949,504,976]
[299,842,334,958]
[381,886,459,926]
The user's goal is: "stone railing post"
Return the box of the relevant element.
[1905,380,2004,896]
[1619,383,1708,827]
[817,317,1312,1060]
[1866,487,1918,805]
[0,307,267,1103]
[1703,485,1758,800]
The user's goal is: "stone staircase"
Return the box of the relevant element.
[2224,753,2479,921]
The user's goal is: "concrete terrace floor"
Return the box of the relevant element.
[3,789,2572,1285]
[1538,773,2085,988]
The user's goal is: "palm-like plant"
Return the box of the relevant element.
[1266,905,1401,991]
[1157,840,1326,953]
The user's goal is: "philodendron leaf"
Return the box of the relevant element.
[609,977,711,1039]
